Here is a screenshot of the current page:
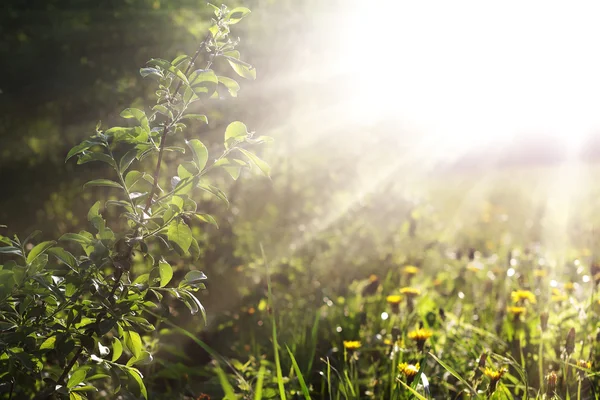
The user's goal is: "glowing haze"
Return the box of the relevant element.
[331,0,600,160]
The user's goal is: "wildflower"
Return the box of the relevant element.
[343,340,361,350]
[386,295,402,304]
[386,295,402,313]
[564,282,575,293]
[577,359,591,369]
[546,371,558,396]
[533,269,547,278]
[384,338,403,347]
[483,367,507,382]
[400,287,421,297]
[507,306,526,317]
[398,362,420,383]
[362,275,380,296]
[484,367,507,395]
[511,290,536,304]
[408,328,433,351]
[248,307,256,315]
[466,262,482,272]
[576,360,592,378]
[403,265,419,275]
[551,291,568,302]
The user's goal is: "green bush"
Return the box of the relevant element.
[0,3,269,399]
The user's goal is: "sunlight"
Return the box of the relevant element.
[334,0,600,160]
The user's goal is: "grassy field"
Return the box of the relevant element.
[148,165,600,399]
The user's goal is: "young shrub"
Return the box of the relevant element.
[0,3,270,399]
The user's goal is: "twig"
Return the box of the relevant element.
[143,32,212,214]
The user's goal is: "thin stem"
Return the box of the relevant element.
[143,33,212,215]
[107,144,137,214]
[57,346,84,385]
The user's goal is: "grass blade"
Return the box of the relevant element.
[428,352,476,394]
[254,364,266,400]
[215,364,237,399]
[287,345,311,399]
[261,243,287,400]
[397,379,428,400]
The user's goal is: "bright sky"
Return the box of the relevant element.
[335,0,600,157]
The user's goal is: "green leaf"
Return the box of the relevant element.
[147,58,189,86]
[177,162,198,180]
[193,213,219,228]
[0,270,15,299]
[83,179,123,190]
[126,351,153,367]
[120,108,150,133]
[188,69,218,97]
[197,183,229,207]
[140,67,162,79]
[77,152,116,168]
[112,338,123,362]
[181,270,207,286]
[66,140,102,163]
[227,7,251,24]
[224,121,248,149]
[181,114,208,124]
[217,76,240,97]
[119,149,138,172]
[185,139,208,171]
[40,336,56,350]
[158,260,173,287]
[172,54,190,67]
[48,247,78,269]
[59,233,93,246]
[167,219,193,253]
[0,246,22,256]
[124,330,143,359]
[214,158,247,180]
[27,240,56,263]
[71,386,98,393]
[224,51,256,80]
[67,367,88,389]
[124,366,147,400]
[189,238,200,261]
[237,148,271,178]
[152,104,173,120]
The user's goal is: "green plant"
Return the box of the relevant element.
[0,3,270,399]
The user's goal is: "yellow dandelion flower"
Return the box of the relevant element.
[564,282,575,293]
[398,362,420,379]
[533,269,547,278]
[343,340,361,350]
[511,290,536,304]
[400,287,421,297]
[408,329,432,351]
[483,367,507,382]
[507,306,526,316]
[466,262,482,272]
[552,293,568,302]
[577,360,592,369]
[408,328,433,341]
[386,295,402,305]
[551,288,562,296]
[384,338,404,347]
[403,265,420,275]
